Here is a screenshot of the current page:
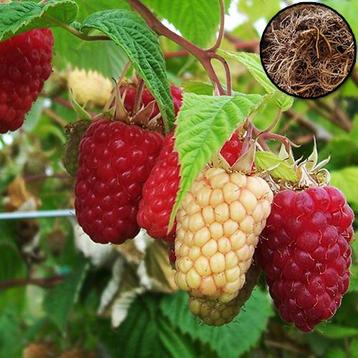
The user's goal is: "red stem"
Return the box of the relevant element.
[209,0,225,52]
[0,275,64,290]
[128,0,229,95]
[164,50,189,59]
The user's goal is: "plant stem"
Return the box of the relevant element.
[0,275,64,290]
[45,15,110,41]
[209,0,225,52]
[128,0,230,95]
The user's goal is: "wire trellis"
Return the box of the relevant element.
[0,209,75,220]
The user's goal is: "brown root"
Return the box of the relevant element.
[261,4,355,98]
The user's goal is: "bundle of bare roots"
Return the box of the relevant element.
[261,4,355,98]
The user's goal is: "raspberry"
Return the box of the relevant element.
[67,69,112,107]
[0,29,54,133]
[123,84,183,118]
[75,119,163,244]
[189,262,260,325]
[257,186,354,332]
[137,133,246,240]
[174,167,273,302]
[137,134,179,241]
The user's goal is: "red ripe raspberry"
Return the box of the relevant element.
[137,133,245,240]
[75,119,163,244]
[257,186,354,332]
[0,29,54,133]
[123,84,182,117]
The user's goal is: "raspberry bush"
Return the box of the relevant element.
[0,1,357,357]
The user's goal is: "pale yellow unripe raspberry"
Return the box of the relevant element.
[188,263,260,326]
[67,68,112,107]
[174,167,273,303]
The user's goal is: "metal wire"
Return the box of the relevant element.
[0,209,75,220]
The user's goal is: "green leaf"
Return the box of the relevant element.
[160,289,272,358]
[317,323,358,339]
[170,92,263,227]
[330,167,358,208]
[104,294,203,358]
[142,0,223,47]
[0,310,24,358]
[238,0,280,23]
[43,254,88,331]
[220,50,294,111]
[183,81,214,95]
[53,28,128,79]
[350,339,358,358]
[81,10,174,128]
[349,265,358,293]
[255,151,298,182]
[326,347,346,358]
[0,242,27,282]
[0,0,78,41]
[75,0,131,20]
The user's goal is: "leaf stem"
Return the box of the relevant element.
[45,15,110,41]
[128,0,230,95]
[0,275,64,290]
[209,0,225,52]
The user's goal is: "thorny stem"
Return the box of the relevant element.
[128,0,231,96]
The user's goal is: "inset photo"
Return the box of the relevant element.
[260,2,356,99]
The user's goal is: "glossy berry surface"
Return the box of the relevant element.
[137,133,246,240]
[137,134,179,241]
[0,29,54,133]
[257,186,354,332]
[75,119,163,244]
[123,84,183,118]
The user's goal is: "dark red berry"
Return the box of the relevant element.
[0,29,54,133]
[75,119,163,244]
[137,132,245,240]
[257,186,354,332]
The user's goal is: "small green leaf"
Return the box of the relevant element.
[43,255,88,331]
[255,151,298,182]
[317,323,358,339]
[220,50,294,111]
[160,289,272,358]
[0,0,78,41]
[330,167,358,208]
[81,10,174,129]
[169,92,264,227]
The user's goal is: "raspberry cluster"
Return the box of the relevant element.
[257,186,354,332]
[137,133,246,241]
[0,29,54,133]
